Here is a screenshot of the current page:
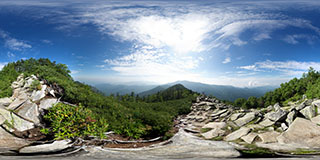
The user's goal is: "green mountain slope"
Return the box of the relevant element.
[235,68,320,109]
[0,58,197,139]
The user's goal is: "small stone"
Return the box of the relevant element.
[281,123,288,131]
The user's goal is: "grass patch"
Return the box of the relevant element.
[240,144,277,158]
[200,128,212,133]
[210,136,223,141]
[291,149,320,155]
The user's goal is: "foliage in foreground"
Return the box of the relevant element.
[0,58,196,139]
[42,103,108,139]
[234,68,320,109]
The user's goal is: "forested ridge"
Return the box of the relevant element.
[234,68,320,109]
[0,58,197,139]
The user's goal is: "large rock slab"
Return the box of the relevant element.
[259,118,275,127]
[277,117,320,147]
[7,97,27,110]
[202,122,226,129]
[225,127,251,141]
[0,127,30,152]
[241,132,258,144]
[19,140,72,154]
[257,131,280,144]
[234,112,256,127]
[211,109,228,117]
[16,100,40,124]
[229,113,244,121]
[300,105,315,119]
[201,128,225,139]
[0,108,34,132]
[311,115,320,124]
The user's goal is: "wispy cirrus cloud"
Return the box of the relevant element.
[283,34,318,45]
[0,29,32,51]
[239,60,320,76]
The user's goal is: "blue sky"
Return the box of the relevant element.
[0,0,320,87]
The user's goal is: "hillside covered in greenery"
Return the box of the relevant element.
[234,68,320,109]
[0,58,198,139]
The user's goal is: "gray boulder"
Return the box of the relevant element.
[259,118,275,127]
[234,112,256,127]
[31,85,47,102]
[225,127,251,141]
[16,100,40,124]
[0,108,34,132]
[285,110,297,126]
[300,105,315,119]
[273,103,281,111]
[266,109,287,122]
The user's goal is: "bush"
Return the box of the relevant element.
[42,103,109,140]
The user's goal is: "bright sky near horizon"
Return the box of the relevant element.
[0,0,320,87]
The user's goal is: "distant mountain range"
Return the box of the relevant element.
[95,81,278,101]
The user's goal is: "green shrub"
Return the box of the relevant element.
[29,79,41,91]
[42,103,108,140]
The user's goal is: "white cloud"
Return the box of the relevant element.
[0,29,32,51]
[239,60,320,76]
[222,57,231,64]
[7,52,15,58]
[0,62,7,70]
[71,70,80,74]
[283,34,318,45]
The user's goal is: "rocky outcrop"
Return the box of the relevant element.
[0,74,70,155]
[177,95,320,153]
